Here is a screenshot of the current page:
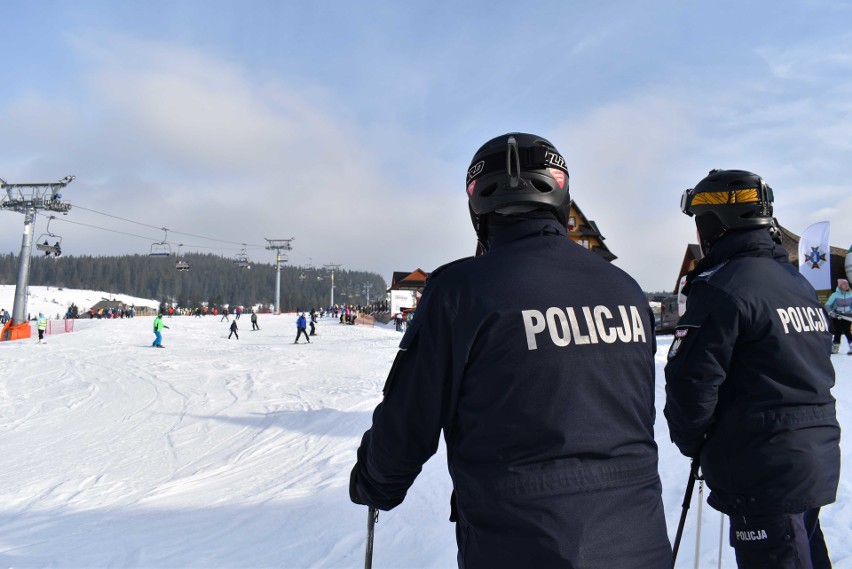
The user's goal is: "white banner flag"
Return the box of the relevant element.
[798,221,831,290]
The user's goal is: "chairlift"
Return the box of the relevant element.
[150,228,172,257]
[297,258,316,281]
[35,216,63,257]
[234,244,251,269]
[174,244,190,272]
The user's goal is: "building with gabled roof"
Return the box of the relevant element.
[567,201,616,261]
[387,269,430,315]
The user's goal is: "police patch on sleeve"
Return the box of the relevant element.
[667,326,692,360]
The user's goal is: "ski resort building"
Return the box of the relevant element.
[387,269,429,315]
[567,201,616,261]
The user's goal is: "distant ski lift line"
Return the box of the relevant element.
[33,205,322,268]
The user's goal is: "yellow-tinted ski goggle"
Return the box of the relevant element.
[681,185,773,216]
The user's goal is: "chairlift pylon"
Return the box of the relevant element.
[35,215,63,257]
[150,228,172,257]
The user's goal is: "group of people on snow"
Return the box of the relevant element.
[350,133,841,569]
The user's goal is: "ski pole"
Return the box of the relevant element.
[694,476,704,569]
[672,460,700,568]
[365,507,379,569]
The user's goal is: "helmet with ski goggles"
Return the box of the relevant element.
[466,133,570,230]
[681,169,776,250]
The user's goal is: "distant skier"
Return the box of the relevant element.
[294,313,310,344]
[36,313,47,343]
[220,308,230,322]
[228,319,239,340]
[824,278,852,354]
[251,310,259,330]
[309,311,317,336]
[152,313,169,348]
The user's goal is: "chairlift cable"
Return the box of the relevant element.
[37,206,329,266]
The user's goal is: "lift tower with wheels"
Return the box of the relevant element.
[323,263,342,308]
[265,238,294,315]
[0,175,74,341]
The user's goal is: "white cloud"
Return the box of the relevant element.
[1,33,470,280]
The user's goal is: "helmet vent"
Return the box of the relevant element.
[479,183,499,197]
[530,179,553,193]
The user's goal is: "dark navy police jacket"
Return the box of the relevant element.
[664,229,840,516]
[353,219,671,568]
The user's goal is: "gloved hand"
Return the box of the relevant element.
[350,464,366,505]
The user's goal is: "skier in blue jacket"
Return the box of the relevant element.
[824,278,852,354]
[350,133,671,568]
[294,313,310,344]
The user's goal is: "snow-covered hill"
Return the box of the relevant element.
[0,285,159,321]
[0,289,849,567]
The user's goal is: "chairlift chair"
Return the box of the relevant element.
[35,216,63,257]
[150,242,171,257]
[174,244,190,271]
[234,245,251,269]
[150,228,172,257]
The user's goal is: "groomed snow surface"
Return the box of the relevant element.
[0,286,850,568]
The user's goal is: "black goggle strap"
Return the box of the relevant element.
[468,145,567,184]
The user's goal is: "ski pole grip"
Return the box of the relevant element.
[681,460,700,508]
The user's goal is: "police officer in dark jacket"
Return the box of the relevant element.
[350,133,671,568]
[665,169,840,569]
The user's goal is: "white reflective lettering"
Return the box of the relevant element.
[788,307,803,332]
[630,306,646,343]
[522,309,546,350]
[546,307,571,347]
[594,306,617,343]
[582,307,599,344]
[616,306,632,342]
[796,307,812,332]
[806,307,818,331]
[777,308,791,334]
[566,308,590,345]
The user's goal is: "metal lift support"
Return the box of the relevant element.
[0,175,74,340]
[265,238,294,315]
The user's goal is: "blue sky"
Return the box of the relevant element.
[1,0,851,292]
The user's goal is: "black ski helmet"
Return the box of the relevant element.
[466,133,570,231]
[681,169,777,250]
